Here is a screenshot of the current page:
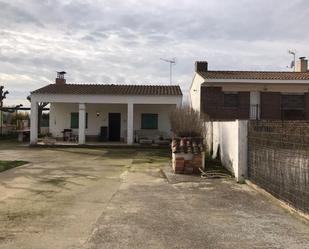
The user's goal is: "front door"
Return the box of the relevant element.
[108,113,121,141]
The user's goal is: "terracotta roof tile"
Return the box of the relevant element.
[198,71,309,80]
[31,84,183,96]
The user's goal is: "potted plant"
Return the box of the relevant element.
[169,106,205,174]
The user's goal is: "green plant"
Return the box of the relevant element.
[0,160,28,172]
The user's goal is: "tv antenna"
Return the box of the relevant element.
[160,58,176,85]
[287,49,296,72]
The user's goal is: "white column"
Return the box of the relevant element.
[78,103,86,144]
[127,103,134,145]
[30,101,38,144]
[250,91,260,120]
[236,120,248,183]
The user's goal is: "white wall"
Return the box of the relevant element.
[31,93,182,106]
[133,104,175,136]
[190,73,205,112]
[205,120,248,182]
[49,103,176,139]
[50,103,127,138]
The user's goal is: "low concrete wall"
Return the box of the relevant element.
[0,125,16,135]
[205,120,248,182]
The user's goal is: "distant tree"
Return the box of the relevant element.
[0,86,9,135]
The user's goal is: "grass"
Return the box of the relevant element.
[204,155,232,176]
[0,160,28,172]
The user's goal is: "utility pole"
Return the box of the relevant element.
[160,58,176,85]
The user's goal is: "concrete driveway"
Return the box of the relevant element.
[0,142,308,249]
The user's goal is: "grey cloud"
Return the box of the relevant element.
[1,0,309,106]
[0,1,44,28]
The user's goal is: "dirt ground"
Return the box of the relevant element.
[0,142,308,249]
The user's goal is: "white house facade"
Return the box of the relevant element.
[30,74,182,145]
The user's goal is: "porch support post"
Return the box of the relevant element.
[127,103,134,145]
[30,100,38,144]
[79,103,86,144]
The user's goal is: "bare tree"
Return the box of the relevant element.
[27,96,48,134]
[0,86,9,135]
[169,105,205,137]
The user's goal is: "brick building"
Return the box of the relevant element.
[190,58,309,120]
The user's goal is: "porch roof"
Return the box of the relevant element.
[31,84,182,96]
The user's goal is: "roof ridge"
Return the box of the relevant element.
[63,83,181,86]
[206,70,309,73]
[31,83,183,95]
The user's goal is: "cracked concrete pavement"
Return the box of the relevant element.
[0,142,308,249]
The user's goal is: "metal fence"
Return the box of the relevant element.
[248,120,309,213]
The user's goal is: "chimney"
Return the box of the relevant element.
[55,71,66,84]
[296,57,308,72]
[195,61,208,72]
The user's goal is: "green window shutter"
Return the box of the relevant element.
[141,114,158,129]
[71,113,79,128]
[70,112,88,129]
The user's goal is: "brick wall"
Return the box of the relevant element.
[201,86,250,120]
[306,93,309,119]
[260,92,281,120]
[239,92,250,119]
[201,87,223,119]
[201,88,309,121]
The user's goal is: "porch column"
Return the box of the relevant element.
[30,101,38,144]
[127,103,134,145]
[78,103,86,144]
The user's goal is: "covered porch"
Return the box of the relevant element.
[30,83,182,145]
[31,101,181,145]
[42,102,175,145]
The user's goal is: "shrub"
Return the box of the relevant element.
[169,105,205,137]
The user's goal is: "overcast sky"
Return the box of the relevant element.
[1,0,309,106]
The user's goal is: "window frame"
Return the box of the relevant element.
[223,92,239,108]
[141,113,158,130]
[281,93,305,110]
[70,112,88,129]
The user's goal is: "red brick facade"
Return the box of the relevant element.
[201,87,309,120]
[201,87,250,120]
[306,93,309,119]
[260,92,282,120]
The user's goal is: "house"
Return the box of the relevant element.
[190,57,309,120]
[30,72,182,145]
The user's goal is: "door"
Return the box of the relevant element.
[108,113,121,141]
[250,91,260,120]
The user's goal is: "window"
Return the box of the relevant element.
[70,112,88,129]
[224,92,239,108]
[141,114,158,129]
[281,94,305,120]
[281,94,305,110]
